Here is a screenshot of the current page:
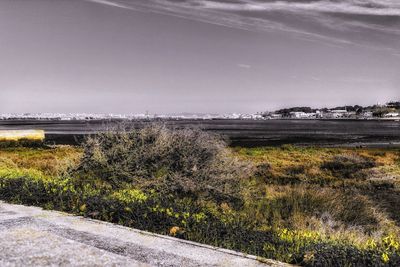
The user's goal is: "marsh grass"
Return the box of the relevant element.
[0,130,45,147]
[1,138,400,266]
[235,146,400,259]
[0,146,82,176]
[0,130,44,141]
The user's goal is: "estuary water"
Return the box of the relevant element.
[1,119,400,147]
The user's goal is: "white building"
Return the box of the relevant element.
[361,111,373,118]
[384,112,400,118]
[325,109,347,119]
[289,112,311,119]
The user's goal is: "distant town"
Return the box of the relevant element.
[261,100,400,120]
[1,101,399,121]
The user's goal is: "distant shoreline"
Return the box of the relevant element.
[0,117,399,122]
[1,119,400,148]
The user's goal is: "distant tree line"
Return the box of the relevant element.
[265,100,400,118]
[387,101,400,109]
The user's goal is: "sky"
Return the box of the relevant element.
[0,0,399,114]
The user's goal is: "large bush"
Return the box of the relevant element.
[74,124,249,203]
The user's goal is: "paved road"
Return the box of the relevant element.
[0,202,289,267]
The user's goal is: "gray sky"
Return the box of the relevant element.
[1,0,399,114]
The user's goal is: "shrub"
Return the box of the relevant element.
[74,124,250,203]
[321,154,376,178]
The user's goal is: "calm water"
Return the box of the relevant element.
[1,119,400,147]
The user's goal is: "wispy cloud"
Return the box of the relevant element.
[85,0,132,10]
[237,64,251,69]
[199,0,400,16]
[84,0,400,53]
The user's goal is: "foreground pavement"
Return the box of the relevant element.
[0,202,290,267]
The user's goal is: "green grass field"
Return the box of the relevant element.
[0,143,399,266]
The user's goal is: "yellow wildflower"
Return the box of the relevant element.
[381,252,390,263]
[169,226,183,237]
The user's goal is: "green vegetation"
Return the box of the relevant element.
[0,128,400,266]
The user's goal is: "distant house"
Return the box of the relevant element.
[315,110,324,118]
[239,114,253,119]
[289,112,315,119]
[361,111,373,118]
[384,112,400,118]
[325,109,348,119]
[306,113,318,119]
[271,113,283,119]
[251,114,264,120]
[263,113,282,119]
[346,111,357,118]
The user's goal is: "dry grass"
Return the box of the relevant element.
[233,146,400,183]
[233,146,400,241]
[0,146,82,176]
[0,130,45,142]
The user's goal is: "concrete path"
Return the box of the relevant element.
[0,202,289,267]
